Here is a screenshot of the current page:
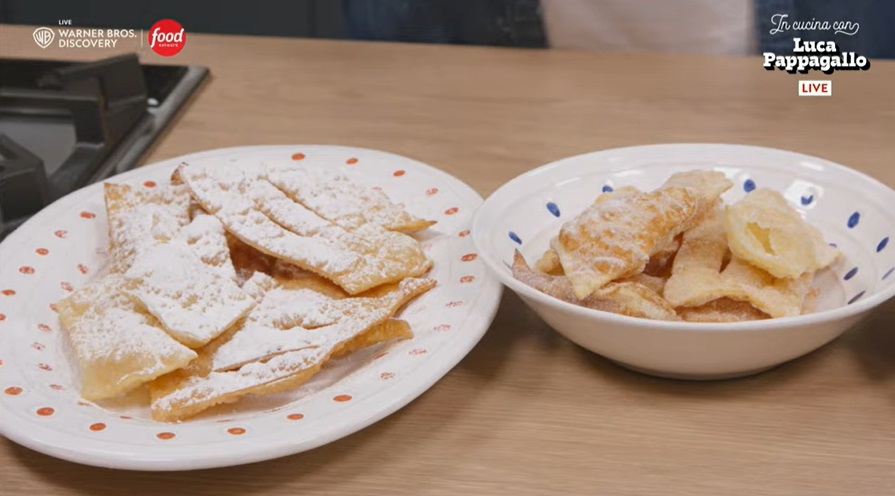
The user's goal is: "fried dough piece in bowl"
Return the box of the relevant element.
[551,170,732,299]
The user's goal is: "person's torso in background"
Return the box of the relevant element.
[540,0,756,55]
[342,0,895,59]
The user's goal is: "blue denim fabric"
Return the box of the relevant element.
[341,0,546,47]
[343,0,895,58]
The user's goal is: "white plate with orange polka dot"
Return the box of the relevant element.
[0,145,502,471]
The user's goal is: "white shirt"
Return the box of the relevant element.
[541,0,756,55]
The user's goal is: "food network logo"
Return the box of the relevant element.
[148,19,186,57]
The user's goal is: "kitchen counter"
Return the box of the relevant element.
[2,23,895,496]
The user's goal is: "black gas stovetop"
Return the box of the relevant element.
[0,53,208,239]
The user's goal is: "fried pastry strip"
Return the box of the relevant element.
[664,207,815,318]
[57,274,197,401]
[265,164,436,233]
[178,162,431,294]
[512,251,679,321]
[551,170,732,299]
[148,275,433,421]
[725,188,839,278]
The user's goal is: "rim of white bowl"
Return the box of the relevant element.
[472,143,895,332]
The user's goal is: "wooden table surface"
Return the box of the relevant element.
[2,24,895,495]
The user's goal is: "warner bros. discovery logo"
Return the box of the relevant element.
[33,27,55,48]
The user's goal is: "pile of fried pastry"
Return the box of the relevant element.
[56,162,436,422]
[513,170,840,322]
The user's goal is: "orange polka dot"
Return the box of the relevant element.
[0,314,6,321]
[19,266,34,274]
[393,170,405,177]
[61,282,73,292]
[89,423,106,431]
[49,303,58,312]
[156,432,175,440]
[346,157,358,165]
[287,413,304,420]
[291,152,306,161]
[434,324,451,332]
[38,324,51,332]
[0,359,4,366]
[54,230,67,238]
[333,394,352,402]
[444,207,459,215]
[380,372,395,380]
[461,253,477,262]
[49,384,64,391]
[4,386,22,395]
[143,180,157,188]
[79,211,95,219]
[227,427,246,435]
[458,230,470,237]
[373,352,388,360]
[36,248,48,255]
[36,407,54,416]
[445,300,463,308]
[460,275,475,283]
[409,348,427,356]
[1,289,15,296]
[32,342,45,351]
[38,363,52,371]
[426,188,439,196]
[78,264,89,274]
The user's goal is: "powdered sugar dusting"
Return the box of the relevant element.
[175,214,238,283]
[265,164,423,231]
[180,164,360,276]
[248,179,330,235]
[210,277,434,372]
[123,241,255,348]
[179,163,432,294]
[554,172,732,298]
[152,277,435,414]
[104,182,191,274]
[242,272,279,301]
[152,346,329,414]
[55,274,197,400]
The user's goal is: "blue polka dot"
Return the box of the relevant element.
[848,291,866,305]
[602,185,614,193]
[829,242,838,248]
[847,212,860,228]
[743,179,756,192]
[800,194,814,205]
[844,267,858,281]
[878,237,889,252]
[546,202,561,218]
[884,267,894,280]
[508,231,522,245]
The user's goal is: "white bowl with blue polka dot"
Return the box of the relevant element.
[472,144,895,380]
